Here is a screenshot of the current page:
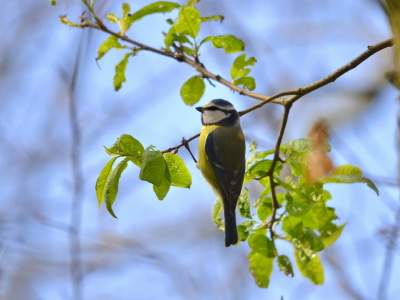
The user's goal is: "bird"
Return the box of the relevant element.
[196,99,246,247]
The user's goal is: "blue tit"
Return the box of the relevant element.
[196,99,246,247]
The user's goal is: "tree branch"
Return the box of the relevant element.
[79,18,284,104]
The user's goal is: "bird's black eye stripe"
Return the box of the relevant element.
[206,106,219,111]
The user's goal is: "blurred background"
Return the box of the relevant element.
[0,0,399,299]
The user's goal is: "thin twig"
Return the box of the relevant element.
[76,15,396,223]
[267,103,292,238]
[78,18,284,104]
[161,133,200,154]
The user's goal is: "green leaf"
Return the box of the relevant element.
[164,26,178,47]
[274,176,296,192]
[319,223,346,248]
[248,160,272,177]
[248,234,276,258]
[257,200,272,222]
[330,164,362,176]
[104,158,129,218]
[295,249,324,285]
[286,193,314,217]
[180,75,205,105]
[238,188,252,219]
[201,15,224,22]
[187,0,200,5]
[120,3,131,34]
[288,159,307,177]
[248,251,274,288]
[119,134,145,167]
[106,13,119,24]
[97,35,120,61]
[153,165,171,200]
[212,198,224,230]
[237,220,257,241]
[96,35,128,61]
[50,0,57,5]
[104,135,145,166]
[230,54,257,80]
[183,46,196,56]
[301,228,325,252]
[174,5,202,38]
[163,153,192,188]
[322,175,379,195]
[277,255,294,277]
[164,27,193,48]
[201,35,245,53]
[96,157,118,208]
[233,77,256,90]
[139,146,166,187]
[311,200,337,231]
[246,150,275,167]
[281,138,331,153]
[114,53,130,91]
[128,1,180,25]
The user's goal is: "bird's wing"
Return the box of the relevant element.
[205,130,245,214]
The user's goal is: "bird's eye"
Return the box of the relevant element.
[208,106,218,111]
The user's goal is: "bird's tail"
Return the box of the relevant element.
[224,205,238,247]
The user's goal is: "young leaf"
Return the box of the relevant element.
[174,5,202,38]
[106,13,119,24]
[274,176,296,192]
[281,138,331,153]
[212,198,224,230]
[201,35,244,53]
[139,146,166,187]
[322,175,379,195]
[230,54,257,80]
[106,4,132,35]
[288,159,307,177]
[277,255,294,277]
[237,220,257,241]
[295,249,324,285]
[180,75,205,105]
[248,251,274,288]
[183,46,196,56]
[120,3,131,35]
[311,200,337,231]
[114,53,130,91]
[163,153,192,188]
[96,157,118,208]
[128,1,180,25]
[233,77,256,90]
[319,223,346,248]
[104,158,129,218]
[97,35,127,61]
[248,160,273,177]
[164,26,193,48]
[118,135,145,166]
[153,166,171,200]
[248,234,276,258]
[286,193,314,217]
[301,228,325,252]
[256,200,272,222]
[238,188,252,219]
[330,164,362,176]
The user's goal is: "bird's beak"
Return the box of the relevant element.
[196,107,203,112]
